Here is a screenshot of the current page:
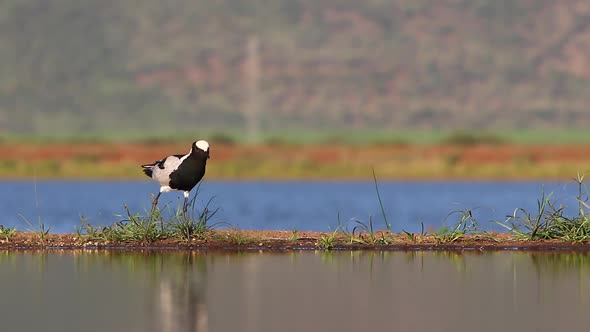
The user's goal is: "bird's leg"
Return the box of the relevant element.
[150,191,162,221]
[183,191,190,221]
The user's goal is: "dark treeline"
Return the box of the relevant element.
[1,0,590,137]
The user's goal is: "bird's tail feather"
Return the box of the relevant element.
[141,163,155,178]
[142,168,153,178]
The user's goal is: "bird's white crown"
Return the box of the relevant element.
[195,140,210,152]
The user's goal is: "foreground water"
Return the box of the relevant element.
[1,251,589,332]
[0,180,581,233]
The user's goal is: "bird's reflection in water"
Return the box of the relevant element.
[151,253,208,332]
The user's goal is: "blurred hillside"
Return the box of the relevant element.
[1,0,590,138]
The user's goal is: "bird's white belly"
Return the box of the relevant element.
[159,185,174,193]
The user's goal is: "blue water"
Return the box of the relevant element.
[0,180,582,233]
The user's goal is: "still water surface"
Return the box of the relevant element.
[0,180,581,233]
[1,251,589,332]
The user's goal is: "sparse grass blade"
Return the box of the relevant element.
[575,172,590,217]
[530,189,553,239]
[17,180,50,245]
[75,215,108,242]
[433,209,479,244]
[223,228,253,246]
[350,217,391,245]
[339,171,394,245]
[18,213,50,245]
[372,168,391,231]
[403,230,417,243]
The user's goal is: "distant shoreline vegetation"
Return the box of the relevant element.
[0,131,589,180]
[2,128,590,145]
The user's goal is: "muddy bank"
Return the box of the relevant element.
[2,230,590,251]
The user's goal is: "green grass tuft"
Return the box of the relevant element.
[289,230,299,242]
[317,225,344,250]
[169,197,222,241]
[75,194,223,245]
[497,174,590,242]
[0,225,16,242]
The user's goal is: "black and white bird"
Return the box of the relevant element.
[141,140,210,216]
